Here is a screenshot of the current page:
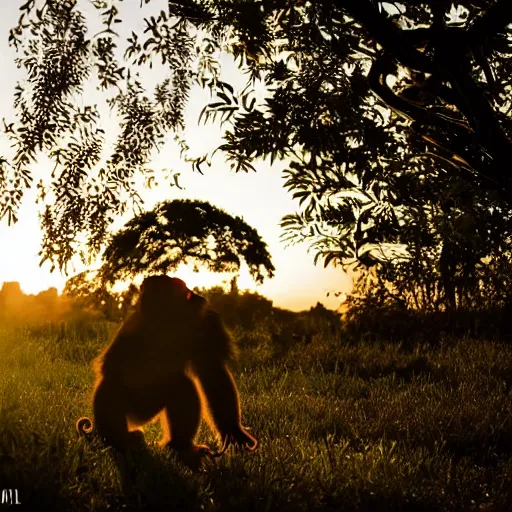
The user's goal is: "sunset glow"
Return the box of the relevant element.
[0,1,351,311]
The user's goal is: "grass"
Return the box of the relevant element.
[0,322,511,511]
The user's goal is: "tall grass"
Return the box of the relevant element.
[0,322,511,510]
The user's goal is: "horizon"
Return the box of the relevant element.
[0,276,346,313]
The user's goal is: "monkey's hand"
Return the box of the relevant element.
[218,426,258,455]
[168,443,216,471]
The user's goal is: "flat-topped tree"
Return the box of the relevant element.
[99,199,275,285]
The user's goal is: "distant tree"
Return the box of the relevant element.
[63,199,273,318]
[308,302,341,333]
[99,199,274,284]
[0,281,23,298]
[0,282,68,323]
[229,275,239,295]
[195,284,274,330]
[0,282,23,319]
[35,286,59,312]
[63,270,122,320]
[63,271,138,321]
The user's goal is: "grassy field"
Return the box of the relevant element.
[0,322,511,511]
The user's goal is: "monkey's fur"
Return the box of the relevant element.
[76,275,258,468]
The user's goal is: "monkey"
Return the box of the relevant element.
[76,275,258,469]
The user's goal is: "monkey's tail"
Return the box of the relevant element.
[76,417,94,438]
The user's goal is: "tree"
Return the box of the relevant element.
[99,198,275,284]
[64,198,273,317]
[2,1,512,310]
[2,1,199,270]
[173,0,512,310]
[194,284,274,330]
[63,270,133,320]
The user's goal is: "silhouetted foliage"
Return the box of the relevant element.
[171,0,512,310]
[0,281,68,324]
[195,284,274,330]
[63,270,137,321]
[343,296,512,344]
[2,1,197,270]
[3,1,512,310]
[0,281,23,300]
[99,199,274,284]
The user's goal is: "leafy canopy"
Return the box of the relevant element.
[2,0,512,311]
[2,0,200,270]
[169,0,512,310]
[99,199,275,284]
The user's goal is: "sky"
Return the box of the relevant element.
[0,1,352,311]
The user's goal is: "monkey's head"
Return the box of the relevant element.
[139,275,206,319]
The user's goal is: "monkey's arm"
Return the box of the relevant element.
[194,361,258,451]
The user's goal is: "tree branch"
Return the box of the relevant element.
[341,0,434,73]
[470,0,512,38]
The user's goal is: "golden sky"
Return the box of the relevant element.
[0,1,352,311]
